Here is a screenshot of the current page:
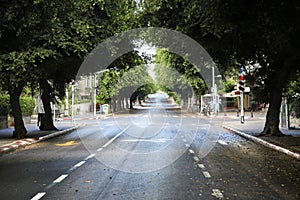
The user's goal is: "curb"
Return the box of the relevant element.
[222,125,300,161]
[39,124,83,141]
[61,113,114,121]
[0,124,84,157]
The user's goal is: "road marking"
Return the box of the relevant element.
[55,141,79,147]
[53,174,68,183]
[74,161,86,168]
[212,189,224,198]
[197,164,205,169]
[188,149,195,154]
[97,147,103,152]
[121,138,169,143]
[102,126,130,148]
[202,171,211,178]
[84,154,95,160]
[31,192,46,200]
[217,140,228,145]
[193,156,200,162]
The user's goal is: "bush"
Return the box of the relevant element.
[20,96,35,116]
[0,104,9,116]
[0,94,35,116]
[0,95,9,116]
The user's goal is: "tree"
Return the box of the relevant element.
[198,0,300,136]
[0,0,139,136]
[140,0,300,136]
[154,48,206,106]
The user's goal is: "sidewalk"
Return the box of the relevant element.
[222,120,300,160]
[0,121,81,156]
[0,113,114,156]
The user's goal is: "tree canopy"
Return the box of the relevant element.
[1,0,299,138]
[140,0,300,136]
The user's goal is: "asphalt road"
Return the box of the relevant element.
[0,96,299,200]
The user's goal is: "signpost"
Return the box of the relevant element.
[239,68,245,124]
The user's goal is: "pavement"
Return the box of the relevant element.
[0,114,113,156]
[220,112,300,160]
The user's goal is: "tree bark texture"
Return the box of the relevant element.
[40,79,58,130]
[261,62,290,136]
[9,84,27,138]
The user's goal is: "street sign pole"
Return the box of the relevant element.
[239,67,245,124]
[240,91,244,124]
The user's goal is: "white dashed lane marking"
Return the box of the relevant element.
[197,164,205,169]
[74,161,86,168]
[53,174,68,183]
[188,149,195,154]
[212,189,224,199]
[97,147,103,152]
[30,126,131,200]
[202,171,211,178]
[30,192,46,200]
[193,156,200,162]
[84,154,95,160]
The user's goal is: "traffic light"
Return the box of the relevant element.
[238,75,245,92]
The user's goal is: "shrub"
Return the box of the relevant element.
[0,95,35,116]
[0,95,9,116]
[20,96,35,116]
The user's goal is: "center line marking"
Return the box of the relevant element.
[198,164,205,169]
[84,154,95,160]
[188,149,195,154]
[102,125,130,148]
[74,161,86,168]
[97,147,103,152]
[193,156,200,162]
[30,192,46,200]
[202,171,211,178]
[212,189,224,199]
[53,174,68,183]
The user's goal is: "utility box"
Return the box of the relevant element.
[102,104,109,114]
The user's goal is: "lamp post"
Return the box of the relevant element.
[212,66,222,115]
[71,82,75,125]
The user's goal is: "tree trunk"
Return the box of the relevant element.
[9,84,27,139]
[40,79,58,130]
[260,62,289,136]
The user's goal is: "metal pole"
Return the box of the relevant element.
[53,103,56,122]
[71,84,74,125]
[215,83,218,115]
[94,74,97,117]
[241,91,244,124]
[212,66,216,115]
[285,97,289,129]
[65,87,69,116]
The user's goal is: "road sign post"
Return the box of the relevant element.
[238,74,245,124]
